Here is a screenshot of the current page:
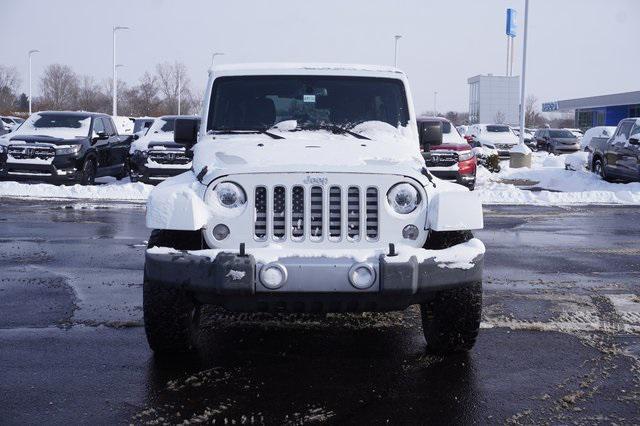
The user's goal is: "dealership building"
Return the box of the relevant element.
[542,91,640,129]
[468,74,520,125]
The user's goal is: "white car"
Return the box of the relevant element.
[1,116,25,134]
[111,116,135,136]
[142,63,485,356]
[564,128,584,140]
[581,126,617,151]
[467,123,519,158]
[129,115,198,184]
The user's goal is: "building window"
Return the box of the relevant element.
[629,104,640,117]
[577,110,595,129]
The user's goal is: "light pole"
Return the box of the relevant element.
[393,35,402,68]
[518,0,529,148]
[210,52,225,69]
[112,26,130,116]
[433,91,438,117]
[177,73,181,115]
[28,49,40,115]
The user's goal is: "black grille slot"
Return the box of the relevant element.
[273,186,286,239]
[329,186,342,239]
[148,150,191,165]
[291,186,305,239]
[347,187,360,240]
[254,187,267,240]
[310,186,323,240]
[366,187,378,240]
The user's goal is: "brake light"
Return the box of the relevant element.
[458,157,476,174]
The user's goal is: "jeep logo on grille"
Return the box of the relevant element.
[303,176,328,186]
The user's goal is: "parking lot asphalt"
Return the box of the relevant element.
[1,200,639,424]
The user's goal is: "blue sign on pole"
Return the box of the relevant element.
[506,8,517,37]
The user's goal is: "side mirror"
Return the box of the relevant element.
[418,121,443,151]
[629,137,639,145]
[92,131,108,142]
[174,117,200,147]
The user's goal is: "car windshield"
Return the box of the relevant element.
[486,125,510,133]
[1,118,12,124]
[207,76,409,132]
[149,117,176,134]
[16,113,92,137]
[133,119,153,133]
[549,130,575,138]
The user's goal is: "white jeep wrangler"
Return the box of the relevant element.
[143,63,485,355]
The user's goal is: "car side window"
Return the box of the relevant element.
[630,124,640,139]
[617,121,633,139]
[92,117,105,135]
[102,118,115,136]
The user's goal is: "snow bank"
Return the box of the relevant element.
[0,179,152,202]
[476,151,640,205]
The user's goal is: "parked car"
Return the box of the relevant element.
[534,128,580,154]
[419,117,476,190]
[133,117,155,136]
[466,123,519,158]
[0,111,132,184]
[129,115,199,184]
[581,126,617,151]
[142,63,484,356]
[112,116,135,136]
[564,128,584,140]
[588,117,640,182]
[1,116,24,135]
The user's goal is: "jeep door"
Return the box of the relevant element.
[103,117,129,175]
[91,117,111,174]
[620,122,640,180]
[606,120,633,177]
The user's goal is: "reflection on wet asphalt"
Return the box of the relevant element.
[0,201,639,424]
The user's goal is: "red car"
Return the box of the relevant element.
[418,117,476,190]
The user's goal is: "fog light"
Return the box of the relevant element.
[348,263,376,290]
[212,224,230,240]
[260,263,287,289]
[402,224,419,240]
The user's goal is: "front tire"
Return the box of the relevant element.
[593,157,609,181]
[143,229,203,355]
[78,159,96,185]
[421,230,482,354]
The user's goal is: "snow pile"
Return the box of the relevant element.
[0,178,152,202]
[476,151,640,205]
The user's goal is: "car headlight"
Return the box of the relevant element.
[134,149,148,159]
[387,183,421,214]
[207,182,247,209]
[0,145,6,154]
[56,144,82,155]
[458,150,474,161]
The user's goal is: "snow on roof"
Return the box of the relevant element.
[210,63,404,78]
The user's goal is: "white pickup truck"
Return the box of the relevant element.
[143,63,485,355]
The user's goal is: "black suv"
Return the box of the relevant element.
[0,111,132,185]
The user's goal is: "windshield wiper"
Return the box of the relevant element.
[305,123,370,140]
[210,129,284,140]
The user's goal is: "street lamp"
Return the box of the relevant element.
[394,35,402,68]
[28,49,40,115]
[210,52,225,69]
[112,26,130,116]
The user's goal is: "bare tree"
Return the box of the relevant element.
[155,61,197,114]
[37,64,79,110]
[77,76,110,113]
[123,72,162,116]
[524,95,545,127]
[494,111,506,124]
[0,65,21,113]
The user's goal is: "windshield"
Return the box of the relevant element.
[2,118,12,124]
[15,113,92,137]
[549,130,575,138]
[486,125,510,133]
[207,76,409,132]
[133,119,153,133]
[149,117,176,134]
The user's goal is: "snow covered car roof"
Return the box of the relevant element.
[210,63,405,78]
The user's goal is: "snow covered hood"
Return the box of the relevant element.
[192,126,425,184]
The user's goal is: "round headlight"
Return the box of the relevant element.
[212,182,246,209]
[387,183,420,214]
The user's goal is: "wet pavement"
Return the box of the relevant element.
[1,200,639,424]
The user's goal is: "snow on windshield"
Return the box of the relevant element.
[148,117,176,134]
[14,113,91,139]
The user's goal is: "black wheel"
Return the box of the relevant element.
[115,161,130,181]
[421,281,482,354]
[421,230,482,354]
[593,157,609,181]
[78,159,96,185]
[546,143,553,154]
[143,229,203,355]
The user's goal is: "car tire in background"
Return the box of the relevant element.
[78,159,96,185]
[593,157,609,182]
[420,230,482,354]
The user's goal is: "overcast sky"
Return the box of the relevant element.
[2,0,638,113]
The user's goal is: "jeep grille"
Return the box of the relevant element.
[253,185,379,242]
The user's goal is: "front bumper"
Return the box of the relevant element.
[130,157,191,184]
[144,243,484,312]
[1,154,81,182]
[429,168,476,188]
